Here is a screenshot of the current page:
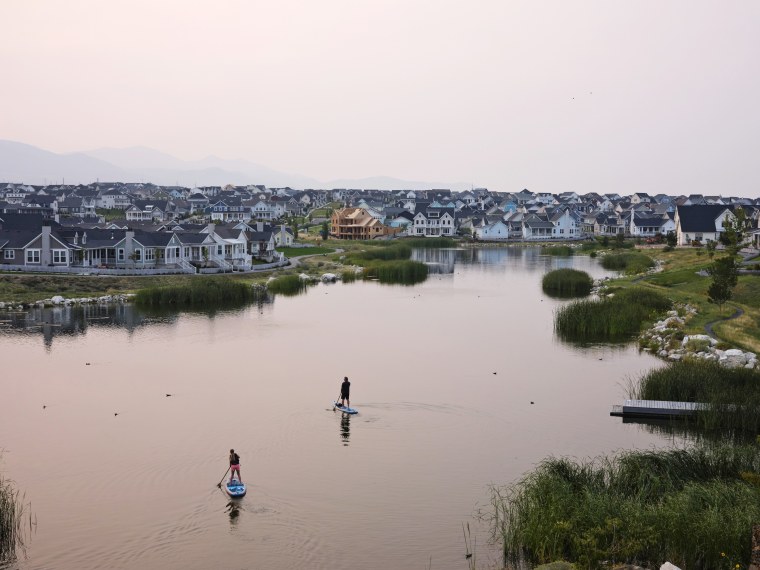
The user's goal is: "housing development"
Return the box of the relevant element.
[1,181,759,274]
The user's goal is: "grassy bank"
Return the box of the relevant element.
[600,251,655,274]
[267,274,309,296]
[541,245,574,257]
[554,288,671,342]
[542,269,593,298]
[492,442,760,569]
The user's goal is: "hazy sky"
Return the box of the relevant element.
[2,0,759,195]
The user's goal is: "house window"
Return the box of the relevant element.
[52,249,67,264]
[183,247,189,257]
[217,245,223,255]
[134,249,142,261]
[4,250,15,260]
[26,249,41,263]
[118,249,125,261]
[146,249,155,261]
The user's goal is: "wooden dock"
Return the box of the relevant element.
[610,399,707,419]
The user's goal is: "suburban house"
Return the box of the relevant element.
[411,207,456,237]
[674,205,735,245]
[629,212,676,237]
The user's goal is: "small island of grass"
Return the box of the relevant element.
[541,268,593,298]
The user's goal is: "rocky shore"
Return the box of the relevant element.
[0,294,134,311]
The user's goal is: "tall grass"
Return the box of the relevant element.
[347,243,411,262]
[135,278,259,307]
[555,287,671,342]
[403,237,456,248]
[632,359,760,434]
[1,473,26,564]
[542,269,593,298]
[541,245,574,257]
[340,271,357,283]
[491,443,760,569]
[362,260,428,285]
[267,275,308,296]
[601,252,655,274]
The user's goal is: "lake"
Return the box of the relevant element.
[0,246,669,570]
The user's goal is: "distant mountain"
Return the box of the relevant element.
[325,175,472,192]
[0,140,472,190]
[0,140,127,185]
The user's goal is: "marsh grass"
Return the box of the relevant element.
[403,237,456,248]
[266,274,309,296]
[542,269,593,298]
[554,288,671,342]
[0,472,27,564]
[632,360,760,434]
[134,278,260,307]
[601,252,655,274]
[346,243,411,262]
[541,245,574,257]
[491,443,760,569]
[361,260,428,285]
[340,271,357,283]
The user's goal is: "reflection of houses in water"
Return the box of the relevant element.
[410,248,457,274]
[0,304,177,349]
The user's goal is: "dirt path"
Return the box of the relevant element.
[704,304,744,339]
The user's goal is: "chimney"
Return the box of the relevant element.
[41,223,52,265]
[207,223,215,234]
[257,221,264,232]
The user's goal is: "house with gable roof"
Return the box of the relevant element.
[674,205,735,246]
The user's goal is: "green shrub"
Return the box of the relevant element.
[542,269,593,298]
[361,260,428,285]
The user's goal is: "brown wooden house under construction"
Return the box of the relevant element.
[330,207,398,240]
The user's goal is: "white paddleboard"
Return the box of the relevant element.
[333,401,358,414]
[225,479,246,498]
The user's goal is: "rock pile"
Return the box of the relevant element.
[0,294,134,310]
[639,306,757,369]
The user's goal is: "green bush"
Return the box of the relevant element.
[542,269,593,298]
[361,260,428,285]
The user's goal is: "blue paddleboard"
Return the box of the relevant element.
[333,401,358,414]
[225,479,246,498]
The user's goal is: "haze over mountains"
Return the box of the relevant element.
[0,140,471,191]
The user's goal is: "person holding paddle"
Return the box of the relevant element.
[339,376,350,409]
[229,449,242,483]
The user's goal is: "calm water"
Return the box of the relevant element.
[0,247,670,570]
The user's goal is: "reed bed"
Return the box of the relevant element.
[403,237,456,248]
[601,252,655,274]
[541,269,593,298]
[0,473,25,564]
[361,260,428,285]
[266,274,309,296]
[632,359,760,433]
[134,278,259,307]
[491,443,760,569]
[340,271,357,283]
[541,245,574,257]
[346,243,411,262]
[554,288,671,342]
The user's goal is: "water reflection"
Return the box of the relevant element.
[225,500,241,527]
[0,297,274,349]
[339,412,351,446]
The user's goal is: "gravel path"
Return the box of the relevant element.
[704,304,744,339]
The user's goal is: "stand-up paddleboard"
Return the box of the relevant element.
[333,401,358,414]
[225,479,246,498]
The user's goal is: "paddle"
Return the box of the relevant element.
[216,466,230,488]
[332,393,341,411]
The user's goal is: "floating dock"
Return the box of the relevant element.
[610,399,707,419]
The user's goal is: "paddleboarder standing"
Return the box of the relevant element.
[340,376,351,409]
[229,449,242,483]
